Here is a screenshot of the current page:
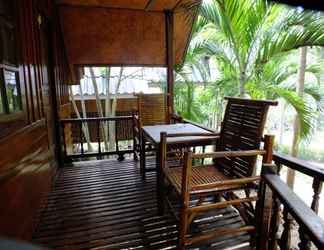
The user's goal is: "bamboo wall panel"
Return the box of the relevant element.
[60,7,166,66]
[57,0,181,11]
[0,0,71,241]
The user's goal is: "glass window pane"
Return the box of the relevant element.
[4,70,21,112]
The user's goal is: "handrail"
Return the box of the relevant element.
[60,116,134,162]
[262,170,324,249]
[61,115,133,123]
[273,152,324,180]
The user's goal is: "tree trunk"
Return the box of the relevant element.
[278,102,286,146]
[78,85,93,151]
[89,67,108,150]
[287,46,307,188]
[105,67,111,144]
[110,67,124,151]
[239,71,246,97]
[69,86,92,152]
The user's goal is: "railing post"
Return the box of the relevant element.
[61,121,67,163]
[256,163,279,250]
[263,135,274,164]
[298,178,323,250]
[79,121,84,156]
[311,177,323,213]
[279,207,292,250]
[132,110,138,161]
[97,119,101,160]
[269,195,280,250]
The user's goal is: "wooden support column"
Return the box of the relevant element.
[165,10,174,119]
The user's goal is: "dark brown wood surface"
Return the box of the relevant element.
[263,172,324,249]
[273,152,324,180]
[33,158,252,250]
[0,0,71,241]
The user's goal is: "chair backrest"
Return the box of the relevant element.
[217,97,278,177]
[136,93,169,125]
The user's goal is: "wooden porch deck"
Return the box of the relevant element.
[33,159,252,250]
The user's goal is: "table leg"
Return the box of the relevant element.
[156,143,165,215]
[140,132,146,180]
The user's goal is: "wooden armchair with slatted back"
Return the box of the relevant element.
[159,97,278,249]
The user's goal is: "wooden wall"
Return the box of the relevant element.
[0,0,71,241]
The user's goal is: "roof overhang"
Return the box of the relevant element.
[57,0,201,69]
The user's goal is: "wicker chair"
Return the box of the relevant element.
[159,97,277,249]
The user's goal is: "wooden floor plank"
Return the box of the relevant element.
[33,158,252,250]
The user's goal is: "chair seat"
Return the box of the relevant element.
[166,165,242,194]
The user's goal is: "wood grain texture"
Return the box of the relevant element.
[0,0,71,241]
[0,120,55,240]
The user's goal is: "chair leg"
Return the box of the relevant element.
[140,137,146,180]
[178,207,188,250]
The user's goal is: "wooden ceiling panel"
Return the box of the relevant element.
[57,0,146,9]
[60,6,166,66]
[148,0,179,10]
[58,0,201,68]
[57,0,179,10]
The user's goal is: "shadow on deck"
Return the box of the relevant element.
[33,159,252,250]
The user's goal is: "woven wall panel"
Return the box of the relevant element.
[137,94,168,126]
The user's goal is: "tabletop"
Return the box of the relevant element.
[142,123,215,144]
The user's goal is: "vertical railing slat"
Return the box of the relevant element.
[279,207,292,250]
[61,122,67,161]
[269,195,280,250]
[80,121,84,156]
[311,178,323,213]
[97,119,101,159]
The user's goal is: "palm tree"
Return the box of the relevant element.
[199,0,324,96]
[187,0,324,138]
[287,46,307,187]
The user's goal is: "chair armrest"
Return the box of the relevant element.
[192,149,266,159]
[170,113,184,123]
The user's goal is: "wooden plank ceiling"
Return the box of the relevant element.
[57,0,201,68]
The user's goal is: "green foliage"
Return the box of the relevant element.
[174,0,324,139]
[277,143,324,163]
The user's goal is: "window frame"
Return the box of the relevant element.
[0,0,24,122]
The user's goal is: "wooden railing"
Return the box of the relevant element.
[257,153,324,250]
[61,116,134,162]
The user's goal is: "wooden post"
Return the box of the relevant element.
[179,151,192,249]
[165,10,174,121]
[158,132,167,215]
[263,135,274,164]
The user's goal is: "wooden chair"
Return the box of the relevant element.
[136,93,170,125]
[159,97,278,249]
[132,93,183,162]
